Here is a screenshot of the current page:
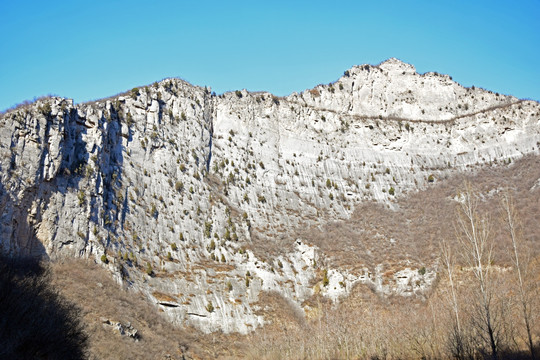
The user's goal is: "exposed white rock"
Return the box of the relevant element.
[1,60,539,333]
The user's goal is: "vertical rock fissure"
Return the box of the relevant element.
[204,93,215,173]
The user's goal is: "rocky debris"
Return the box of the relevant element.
[101,318,140,341]
[1,59,540,333]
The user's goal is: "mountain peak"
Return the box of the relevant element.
[1,57,539,338]
[377,57,416,74]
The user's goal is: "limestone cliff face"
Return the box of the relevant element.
[1,59,539,333]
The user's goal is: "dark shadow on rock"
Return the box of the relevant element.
[0,180,48,258]
[96,106,125,240]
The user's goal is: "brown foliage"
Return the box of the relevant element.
[244,155,540,359]
[48,155,540,359]
[51,259,241,359]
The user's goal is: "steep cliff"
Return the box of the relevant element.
[1,59,539,333]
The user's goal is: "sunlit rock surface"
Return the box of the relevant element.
[1,59,539,333]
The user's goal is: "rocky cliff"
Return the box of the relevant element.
[1,58,539,333]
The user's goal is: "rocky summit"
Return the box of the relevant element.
[1,58,539,333]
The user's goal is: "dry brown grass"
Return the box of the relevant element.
[242,156,540,270]
[242,155,540,359]
[297,155,540,272]
[50,259,247,359]
[244,263,540,360]
[49,155,540,359]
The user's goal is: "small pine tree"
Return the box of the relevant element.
[323,270,329,287]
[175,181,184,192]
[77,190,86,206]
[150,203,158,218]
[204,221,212,238]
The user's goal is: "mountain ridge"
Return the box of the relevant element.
[1,59,539,333]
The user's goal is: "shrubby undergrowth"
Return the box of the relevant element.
[0,255,88,359]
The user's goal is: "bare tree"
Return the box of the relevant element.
[501,191,536,359]
[441,239,461,334]
[455,182,499,359]
[441,238,471,359]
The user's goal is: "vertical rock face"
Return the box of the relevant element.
[1,59,540,333]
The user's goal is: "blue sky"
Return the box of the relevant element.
[1,0,539,111]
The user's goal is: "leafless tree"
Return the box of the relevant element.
[455,182,499,359]
[441,239,461,334]
[501,191,536,359]
[441,238,472,359]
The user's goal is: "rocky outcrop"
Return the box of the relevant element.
[1,59,539,333]
[101,318,140,341]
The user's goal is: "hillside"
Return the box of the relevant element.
[1,58,539,337]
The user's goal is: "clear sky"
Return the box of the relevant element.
[1,0,539,111]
